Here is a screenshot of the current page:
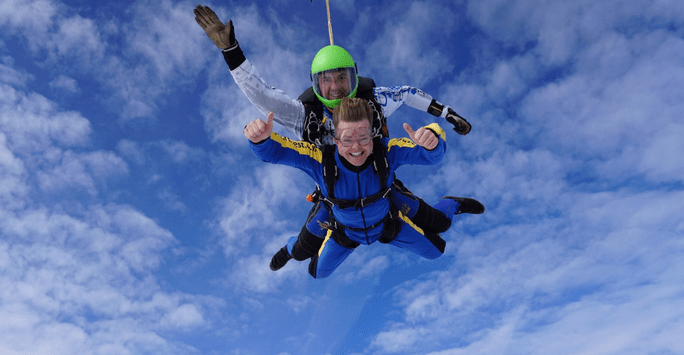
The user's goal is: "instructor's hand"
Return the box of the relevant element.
[404,123,438,150]
[245,112,274,143]
[194,5,235,49]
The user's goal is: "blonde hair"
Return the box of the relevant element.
[332,97,372,130]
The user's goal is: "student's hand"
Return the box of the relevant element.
[245,112,274,143]
[194,5,236,50]
[404,123,438,150]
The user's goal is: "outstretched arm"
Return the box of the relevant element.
[374,86,472,135]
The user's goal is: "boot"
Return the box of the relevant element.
[269,246,293,271]
[447,196,485,215]
[435,196,485,218]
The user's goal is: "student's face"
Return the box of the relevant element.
[318,70,351,101]
[334,119,373,167]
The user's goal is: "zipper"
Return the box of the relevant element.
[356,171,370,245]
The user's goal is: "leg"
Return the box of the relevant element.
[270,201,330,271]
[389,213,446,260]
[308,230,355,279]
[392,179,452,234]
[289,202,329,260]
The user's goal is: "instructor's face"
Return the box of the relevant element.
[334,119,373,167]
[319,70,351,101]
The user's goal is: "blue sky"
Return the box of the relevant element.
[1,0,683,354]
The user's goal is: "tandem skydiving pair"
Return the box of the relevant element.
[195,5,484,278]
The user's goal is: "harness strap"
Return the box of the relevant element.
[327,206,401,249]
[371,136,389,190]
[323,186,391,210]
[313,135,395,249]
[321,144,337,198]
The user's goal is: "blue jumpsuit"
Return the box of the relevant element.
[250,123,449,278]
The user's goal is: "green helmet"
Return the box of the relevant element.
[310,45,359,108]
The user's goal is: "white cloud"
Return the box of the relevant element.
[0,202,214,354]
[370,188,684,354]
[49,14,104,66]
[0,132,28,209]
[358,1,457,87]
[49,75,79,93]
[0,62,32,86]
[0,84,92,152]
[0,0,58,51]
[159,303,205,330]
[126,0,209,84]
[158,140,206,165]
[518,31,684,184]
[157,189,188,214]
[372,326,427,353]
[116,139,146,165]
[215,163,309,257]
[35,150,128,196]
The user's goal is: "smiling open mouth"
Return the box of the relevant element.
[350,152,363,157]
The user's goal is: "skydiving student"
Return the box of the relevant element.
[194,5,480,270]
[245,98,484,279]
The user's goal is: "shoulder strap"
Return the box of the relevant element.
[357,76,376,99]
[371,137,389,190]
[299,86,325,145]
[321,144,338,199]
[298,86,317,104]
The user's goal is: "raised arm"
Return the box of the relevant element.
[194,5,307,139]
[387,123,447,167]
[246,113,323,180]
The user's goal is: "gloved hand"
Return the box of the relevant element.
[445,108,471,135]
[194,5,236,50]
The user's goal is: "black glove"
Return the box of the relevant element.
[445,108,471,135]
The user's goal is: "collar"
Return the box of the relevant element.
[338,151,373,173]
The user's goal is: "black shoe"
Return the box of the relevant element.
[270,246,293,271]
[445,197,485,215]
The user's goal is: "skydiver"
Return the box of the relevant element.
[245,98,483,278]
[194,5,480,271]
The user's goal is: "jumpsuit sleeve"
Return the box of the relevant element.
[386,123,447,167]
[373,86,454,119]
[248,132,323,182]
[224,45,306,140]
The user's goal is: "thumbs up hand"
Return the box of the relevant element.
[245,112,274,143]
[404,123,438,150]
